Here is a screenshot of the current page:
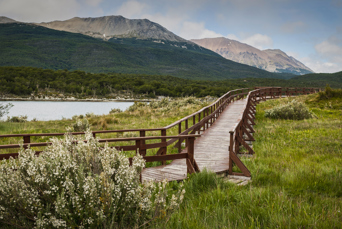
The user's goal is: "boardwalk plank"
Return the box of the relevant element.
[141,99,247,182]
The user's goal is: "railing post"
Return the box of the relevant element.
[135,139,141,156]
[186,136,195,174]
[198,113,201,133]
[139,130,146,156]
[229,131,234,175]
[161,129,167,165]
[23,136,30,149]
[135,139,142,182]
[178,123,182,153]
[185,119,188,147]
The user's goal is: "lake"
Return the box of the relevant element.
[0,101,134,121]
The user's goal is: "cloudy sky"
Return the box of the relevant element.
[1,0,341,73]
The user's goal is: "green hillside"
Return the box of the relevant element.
[291,71,342,87]
[1,66,338,99]
[0,23,292,81]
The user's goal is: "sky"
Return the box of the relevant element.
[1,0,342,73]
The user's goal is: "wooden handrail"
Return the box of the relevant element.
[228,87,320,177]
[0,87,320,179]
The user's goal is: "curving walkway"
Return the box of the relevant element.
[142,99,248,182]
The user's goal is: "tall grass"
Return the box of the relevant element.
[155,93,342,228]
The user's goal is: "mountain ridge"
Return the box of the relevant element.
[37,15,189,43]
[0,22,294,80]
[191,37,313,75]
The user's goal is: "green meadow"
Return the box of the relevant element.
[154,91,342,228]
[0,89,341,228]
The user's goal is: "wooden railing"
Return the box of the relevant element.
[0,87,320,178]
[228,87,320,177]
[0,88,250,178]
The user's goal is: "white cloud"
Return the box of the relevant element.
[141,12,185,33]
[226,34,239,41]
[226,33,273,49]
[315,39,342,59]
[299,57,342,73]
[115,0,148,19]
[281,21,306,34]
[0,0,81,22]
[306,35,342,73]
[84,0,103,7]
[241,34,273,50]
[179,21,223,39]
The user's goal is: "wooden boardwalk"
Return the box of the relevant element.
[142,99,247,182]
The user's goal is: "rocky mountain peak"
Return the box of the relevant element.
[37,15,188,42]
[191,37,313,75]
[0,16,17,24]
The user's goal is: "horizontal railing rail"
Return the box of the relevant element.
[0,135,201,177]
[228,87,320,177]
[0,87,320,179]
[0,88,250,155]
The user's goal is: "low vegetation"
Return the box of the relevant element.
[0,88,341,228]
[264,100,314,120]
[0,131,184,228]
[1,66,340,100]
[154,90,342,228]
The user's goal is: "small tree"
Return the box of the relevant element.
[0,103,13,118]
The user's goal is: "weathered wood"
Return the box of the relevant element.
[0,87,318,182]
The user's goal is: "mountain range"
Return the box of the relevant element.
[191,37,313,75]
[0,15,311,80]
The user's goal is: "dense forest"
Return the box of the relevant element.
[1,66,340,99]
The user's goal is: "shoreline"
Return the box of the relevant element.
[0,98,151,102]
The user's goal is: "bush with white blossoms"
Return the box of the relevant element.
[73,118,90,132]
[264,100,314,120]
[0,130,184,228]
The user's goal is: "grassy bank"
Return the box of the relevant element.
[154,93,342,228]
[1,91,341,228]
[0,97,212,164]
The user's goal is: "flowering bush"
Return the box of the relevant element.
[73,118,90,132]
[0,131,184,228]
[264,100,314,120]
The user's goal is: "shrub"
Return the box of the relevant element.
[0,103,13,118]
[318,85,342,99]
[109,108,122,114]
[72,118,90,132]
[264,100,314,120]
[6,115,28,122]
[0,131,184,228]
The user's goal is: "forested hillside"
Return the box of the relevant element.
[1,67,339,98]
[0,23,292,81]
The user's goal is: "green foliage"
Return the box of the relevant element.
[0,103,13,118]
[6,115,28,122]
[0,66,338,99]
[155,95,342,229]
[318,85,342,99]
[72,118,90,132]
[0,131,184,228]
[109,108,122,114]
[264,100,314,120]
[0,23,292,81]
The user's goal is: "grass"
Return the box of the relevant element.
[1,92,341,228]
[152,93,342,228]
[0,97,211,166]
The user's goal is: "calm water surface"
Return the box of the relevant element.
[1,101,134,121]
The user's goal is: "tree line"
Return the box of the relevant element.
[0,66,336,99]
